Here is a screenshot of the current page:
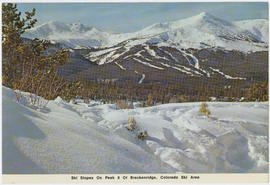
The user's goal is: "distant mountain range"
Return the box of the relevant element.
[24,12,268,51]
[23,12,268,90]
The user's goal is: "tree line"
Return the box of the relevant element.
[58,80,268,104]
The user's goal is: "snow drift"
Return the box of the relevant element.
[3,87,174,174]
[2,87,269,173]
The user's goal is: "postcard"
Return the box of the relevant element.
[1,1,269,184]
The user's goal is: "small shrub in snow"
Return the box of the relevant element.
[70,99,78,105]
[125,117,137,131]
[116,100,134,109]
[14,90,49,109]
[84,98,90,104]
[139,102,146,107]
[199,102,211,117]
[147,94,153,106]
[125,117,148,141]
[137,131,148,140]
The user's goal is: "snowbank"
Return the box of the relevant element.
[2,87,174,174]
[3,87,269,173]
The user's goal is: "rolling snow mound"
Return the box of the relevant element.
[3,87,269,173]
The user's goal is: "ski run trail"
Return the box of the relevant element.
[2,87,269,174]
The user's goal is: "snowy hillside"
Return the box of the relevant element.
[152,13,268,52]
[234,19,269,43]
[23,21,112,47]
[23,12,268,51]
[3,87,269,173]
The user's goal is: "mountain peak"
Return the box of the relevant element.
[185,11,233,27]
[190,12,222,21]
[197,12,209,17]
[47,20,63,24]
[33,20,95,33]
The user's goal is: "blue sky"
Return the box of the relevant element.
[17,2,268,33]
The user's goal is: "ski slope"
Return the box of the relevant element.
[3,87,269,173]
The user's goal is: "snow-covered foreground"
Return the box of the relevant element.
[3,87,269,174]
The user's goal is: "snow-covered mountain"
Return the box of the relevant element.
[234,19,269,43]
[24,12,268,51]
[24,20,111,47]
[24,12,268,86]
[143,12,268,51]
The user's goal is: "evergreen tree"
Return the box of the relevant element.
[2,3,37,86]
[247,81,268,101]
[2,3,70,103]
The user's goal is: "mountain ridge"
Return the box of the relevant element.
[23,12,268,51]
[22,12,268,89]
